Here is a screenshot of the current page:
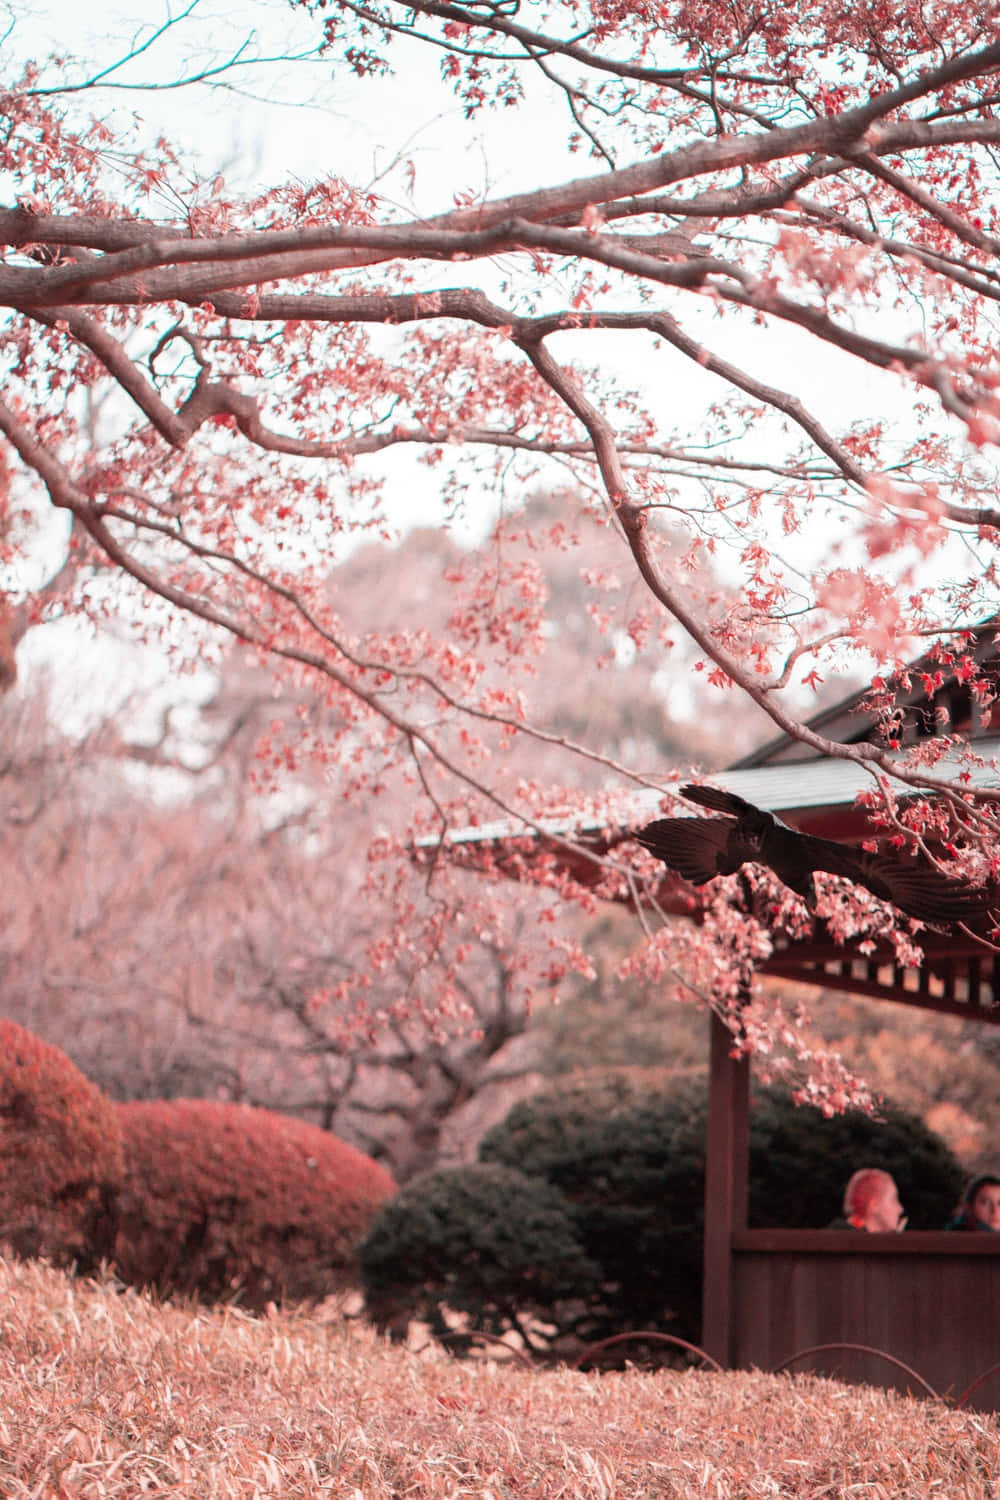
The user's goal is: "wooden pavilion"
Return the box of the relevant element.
[428,627,1000,1408]
[698,636,1000,1410]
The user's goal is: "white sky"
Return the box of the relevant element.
[6,0,577,205]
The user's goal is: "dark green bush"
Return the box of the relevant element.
[0,1019,123,1270]
[476,1073,964,1343]
[480,1075,707,1338]
[359,1162,600,1341]
[114,1099,396,1307]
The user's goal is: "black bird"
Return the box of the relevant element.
[635,783,994,927]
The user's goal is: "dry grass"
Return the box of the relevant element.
[0,1256,997,1498]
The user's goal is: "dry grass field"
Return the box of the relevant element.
[0,1255,997,1499]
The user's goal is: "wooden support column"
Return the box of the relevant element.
[700,1006,750,1365]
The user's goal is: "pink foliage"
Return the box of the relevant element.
[0,1020,123,1268]
[114,1099,396,1306]
[5,4,1000,1112]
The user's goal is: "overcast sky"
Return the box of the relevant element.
[6,0,581,208]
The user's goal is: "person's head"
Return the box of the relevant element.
[843,1168,905,1232]
[959,1174,1000,1230]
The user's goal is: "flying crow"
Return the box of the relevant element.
[635,783,993,927]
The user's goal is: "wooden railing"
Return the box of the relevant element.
[762,935,1000,1027]
[728,1230,1000,1409]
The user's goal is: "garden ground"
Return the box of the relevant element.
[0,1255,996,1498]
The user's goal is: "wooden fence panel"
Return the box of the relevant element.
[731,1232,1000,1409]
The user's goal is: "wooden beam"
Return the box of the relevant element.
[760,954,1000,1026]
[701,1006,750,1365]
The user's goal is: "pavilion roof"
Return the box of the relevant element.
[421,632,1000,1023]
[432,735,1000,853]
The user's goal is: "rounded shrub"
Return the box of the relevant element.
[0,1019,123,1268]
[359,1162,600,1340]
[478,1073,964,1342]
[114,1099,396,1307]
[481,1074,707,1338]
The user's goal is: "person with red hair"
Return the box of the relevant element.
[829,1168,907,1232]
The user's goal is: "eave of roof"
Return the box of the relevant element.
[423,737,1000,851]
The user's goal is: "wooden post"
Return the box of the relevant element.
[700,1006,750,1365]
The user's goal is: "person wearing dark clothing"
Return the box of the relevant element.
[945,1173,1000,1231]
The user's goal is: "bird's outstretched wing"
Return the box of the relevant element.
[679,783,757,818]
[634,816,734,885]
[852,854,996,926]
[637,783,998,929]
[733,810,996,924]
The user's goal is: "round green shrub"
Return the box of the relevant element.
[0,1019,123,1269]
[477,1073,964,1342]
[481,1074,707,1337]
[114,1099,396,1307]
[359,1162,600,1339]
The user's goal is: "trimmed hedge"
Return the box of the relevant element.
[114,1099,396,1307]
[480,1075,706,1337]
[360,1162,600,1338]
[0,1019,123,1268]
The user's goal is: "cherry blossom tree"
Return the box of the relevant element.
[1,504,732,1175]
[5,0,1000,1104]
